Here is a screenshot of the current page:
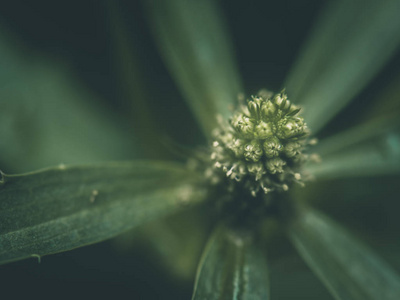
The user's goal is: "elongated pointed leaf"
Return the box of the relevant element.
[107,1,166,158]
[192,226,269,300]
[306,138,400,180]
[314,115,400,157]
[287,208,400,300]
[0,161,207,265]
[285,0,400,133]
[313,70,400,157]
[145,0,243,138]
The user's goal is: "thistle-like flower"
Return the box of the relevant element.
[209,91,311,197]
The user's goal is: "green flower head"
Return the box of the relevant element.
[210,91,311,196]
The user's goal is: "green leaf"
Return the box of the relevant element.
[313,115,400,157]
[305,137,400,180]
[107,1,166,158]
[285,0,400,133]
[145,0,243,138]
[192,226,269,300]
[0,29,136,173]
[287,207,400,300]
[313,70,400,158]
[0,161,207,265]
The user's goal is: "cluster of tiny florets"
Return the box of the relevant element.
[208,91,313,197]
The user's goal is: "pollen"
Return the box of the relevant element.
[210,90,313,196]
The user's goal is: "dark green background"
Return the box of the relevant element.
[1,0,399,299]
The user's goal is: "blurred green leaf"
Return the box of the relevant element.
[314,70,400,157]
[313,115,400,157]
[0,30,136,173]
[192,225,269,300]
[285,0,400,133]
[0,161,207,265]
[107,1,166,158]
[305,134,400,180]
[287,207,400,300]
[145,0,243,138]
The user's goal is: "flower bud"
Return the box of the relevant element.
[266,157,286,174]
[255,121,273,139]
[284,142,301,158]
[244,140,263,162]
[263,137,283,158]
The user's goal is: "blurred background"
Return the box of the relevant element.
[1,0,399,299]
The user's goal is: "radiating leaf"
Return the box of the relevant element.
[287,207,400,300]
[107,1,166,158]
[313,115,400,157]
[0,29,136,173]
[145,0,243,138]
[192,226,269,300]
[285,0,400,133]
[305,134,400,179]
[0,161,207,265]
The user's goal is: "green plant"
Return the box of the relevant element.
[1,0,400,299]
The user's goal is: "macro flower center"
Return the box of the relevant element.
[209,91,313,197]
